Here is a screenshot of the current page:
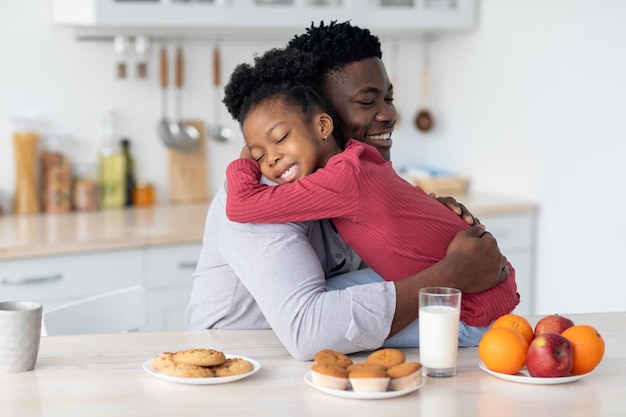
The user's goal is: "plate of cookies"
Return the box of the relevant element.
[305,348,424,399]
[144,348,260,385]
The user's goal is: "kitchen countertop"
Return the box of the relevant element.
[0,194,537,261]
[0,312,623,416]
[0,202,210,260]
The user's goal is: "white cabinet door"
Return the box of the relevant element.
[143,243,201,331]
[480,212,537,316]
[146,286,193,332]
[0,250,143,311]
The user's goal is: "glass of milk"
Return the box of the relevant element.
[419,287,462,377]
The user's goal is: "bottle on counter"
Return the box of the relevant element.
[120,138,136,206]
[40,135,72,213]
[97,108,126,209]
[11,117,41,215]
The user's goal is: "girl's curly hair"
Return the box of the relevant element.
[223,47,328,128]
[287,20,382,75]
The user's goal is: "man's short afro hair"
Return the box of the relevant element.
[288,20,382,74]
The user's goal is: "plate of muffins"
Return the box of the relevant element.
[144,348,260,385]
[305,348,424,399]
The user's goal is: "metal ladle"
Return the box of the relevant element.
[208,44,233,143]
[158,46,199,152]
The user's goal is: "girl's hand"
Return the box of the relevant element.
[239,145,253,159]
[431,193,480,226]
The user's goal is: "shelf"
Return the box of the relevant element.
[51,0,477,38]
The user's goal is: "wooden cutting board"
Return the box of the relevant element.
[168,120,210,203]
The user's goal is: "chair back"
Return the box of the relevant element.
[42,285,147,336]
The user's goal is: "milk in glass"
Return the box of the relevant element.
[419,287,462,377]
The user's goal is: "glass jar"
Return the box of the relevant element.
[133,181,155,207]
[41,135,72,213]
[11,118,41,215]
[72,160,99,212]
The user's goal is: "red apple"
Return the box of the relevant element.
[534,314,574,336]
[526,332,573,377]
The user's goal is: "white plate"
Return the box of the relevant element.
[143,354,261,385]
[478,361,594,385]
[304,371,424,399]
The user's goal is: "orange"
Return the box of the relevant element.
[478,327,529,375]
[561,324,605,375]
[491,313,534,344]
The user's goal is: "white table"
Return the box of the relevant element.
[1,312,625,416]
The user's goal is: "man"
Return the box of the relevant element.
[186,21,508,361]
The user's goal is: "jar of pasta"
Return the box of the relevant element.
[11,118,41,215]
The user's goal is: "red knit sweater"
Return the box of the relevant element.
[226,140,519,327]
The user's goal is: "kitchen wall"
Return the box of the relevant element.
[2,1,626,315]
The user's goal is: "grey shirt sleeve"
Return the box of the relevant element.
[186,183,396,361]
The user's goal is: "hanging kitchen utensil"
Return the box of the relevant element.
[208,43,233,143]
[158,46,174,148]
[134,35,149,79]
[172,46,200,150]
[113,34,128,79]
[158,46,199,153]
[414,43,434,132]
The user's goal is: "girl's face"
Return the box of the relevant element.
[321,57,396,161]
[242,98,337,184]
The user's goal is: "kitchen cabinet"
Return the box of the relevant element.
[0,203,207,333]
[480,211,537,315]
[0,244,200,332]
[51,0,477,36]
[143,243,201,331]
[0,249,143,311]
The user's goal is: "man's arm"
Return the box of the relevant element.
[216,185,395,360]
[390,224,508,337]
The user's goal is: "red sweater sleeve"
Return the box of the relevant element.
[225,157,361,223]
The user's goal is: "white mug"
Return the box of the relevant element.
[0,301,42,373]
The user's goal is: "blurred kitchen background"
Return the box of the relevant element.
[1,0,625,318]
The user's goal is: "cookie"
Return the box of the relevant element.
[152,352,176,371]
[173,348,227,367]
[213,357,254,377]
[365,348,406,369]
[160,363,215,378]
[314,349,353,369]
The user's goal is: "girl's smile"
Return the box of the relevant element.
[242,97,340,183]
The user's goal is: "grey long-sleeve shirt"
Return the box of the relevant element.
[185,183,396,361]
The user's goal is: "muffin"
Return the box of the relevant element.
[387,361,423,391]
[346,363,387,374]
[366,348,406,369]
[348,368,390,392]
[311,363,350,390]
[314,349,353,369]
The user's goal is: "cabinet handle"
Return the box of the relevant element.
[1,273,64,286]
[177,262,197,270]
